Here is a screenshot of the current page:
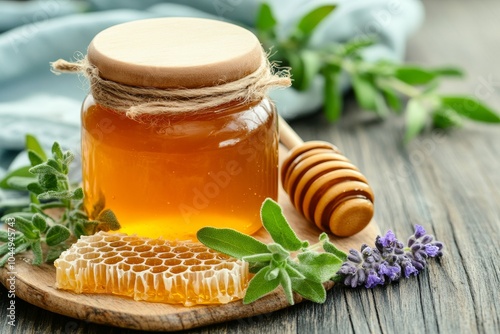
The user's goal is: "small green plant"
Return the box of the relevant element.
[256,3,500,141]
[0,135,120,266]
[198,198,348,304]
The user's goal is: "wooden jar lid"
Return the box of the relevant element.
[87,18,263,89]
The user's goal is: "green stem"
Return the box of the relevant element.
[377,77,421,98]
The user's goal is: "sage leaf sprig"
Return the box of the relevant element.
[0,135,120,266]
[256,3,500,141]
[197,198,347,305]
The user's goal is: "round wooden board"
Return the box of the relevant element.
[0,147,380,332]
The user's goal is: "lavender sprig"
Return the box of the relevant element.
[335,225,444,288]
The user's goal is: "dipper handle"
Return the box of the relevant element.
[279,115,304,149]
[278,116,375,237]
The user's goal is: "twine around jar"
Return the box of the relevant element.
[51,52,291,119]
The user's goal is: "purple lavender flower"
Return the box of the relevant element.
[414,225,426,238]
[366,270,384,288]
[378,230,397,247]
[335,225,444,288]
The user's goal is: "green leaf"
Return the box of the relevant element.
[296,5,336,37]
[6,176,37,191]
[404,98,428,142]
[31,240,43,265]
[290,277,326,303]
[0,231,9,242]
[352,75,378,111]
[268,243,290,262]
[432,108,463,129]
[261,198,307,251]
[72,187,84,201]
[432,66,464,77]
[243,266,280,304]
[73,222,86,239]
[45,225,71,246]
[1,212,34,222]
[339,37,376,56]
[12,216,39,240]
[280,268,294,305]
[289,52,304,90]
[38,190,74,200]
[38,173,58,190]
[96,209,121,230]
[297,50,322,91]
[374,93,390,117]
[0,166,33,189]
[296,252,344,282]
[441,95,500,123]
[323,66,342,121]
[265,267,280,281]
[26,134,47,161]
[29,164,65,178]
[51,142,64,160]
[28,150,44,167]
[0,239,29,267]
[381,86,402,112]
[242,253,273,263]
[256,3,277,34]
[27,182,45,195]
[197,227,269,259]
[46,158,63,173]
[395,66,437,85]
[62,151,75,166]
[32,213,47,233]
[284,262,306,279]
[30,192,40,205]
[321,234,347,261]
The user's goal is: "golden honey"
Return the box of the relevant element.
[82,96,278,239]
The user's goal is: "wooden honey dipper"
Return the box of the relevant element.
[279,116,375,237]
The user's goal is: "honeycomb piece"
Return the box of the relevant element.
[54,231,249,306]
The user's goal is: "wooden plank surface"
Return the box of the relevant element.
[2,0,500,333]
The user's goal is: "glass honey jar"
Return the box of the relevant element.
[74,18,290,240]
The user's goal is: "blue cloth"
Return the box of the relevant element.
[0,0,423,195]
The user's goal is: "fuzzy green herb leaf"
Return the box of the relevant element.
[261,198,307,251]
[197,227,269,259]
[290,277,326,303]
[243,266,281,304]
[45,225,71,246]
[296,252,344,282]
[13,217,39,240]
[32,213,48,233]
[31,240,43,265]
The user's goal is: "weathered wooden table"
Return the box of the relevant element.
[2,0,499,332]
